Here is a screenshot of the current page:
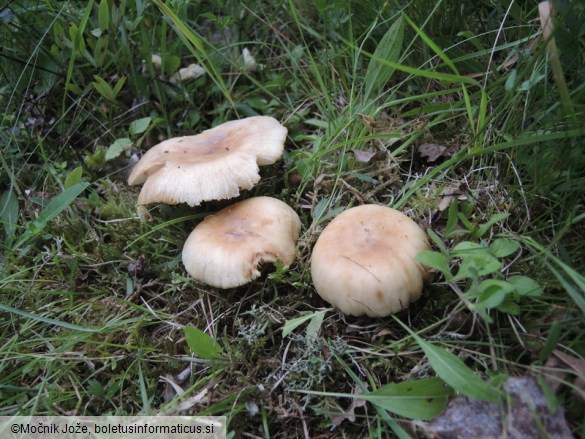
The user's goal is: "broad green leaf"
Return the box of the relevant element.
[490,238,520,258]
[1,190,19,247]
[476,279,515,296]
[320,206,346,223]
[452,241,483,253]
[64,166,83,189]
[69,23,86,55]
[427,229,448,254]
[298,377,453,421]
[416,251,452,280]
[92,75,114,100]
[496,299,520,315]
[282,309,329,338]
[507,275,542,297]
[505,69,518,92]
[474,279,514,309]
[129,117,152,136]
[444,199,460,237]
[417,340,500,401]
[105,138,133,161]
[14,182,89,249]
[455,253,501,280]
[475,213,510,238]
[53,21,65,49]
[184,326,222,360]
[98,0,110,31]
[458,212,476,233]
[361,377,453,420]
[84,147,107,170]
[393,317,501,402]
[112,75,127,98]
[67,83,83,95]
[312,197,330,221]
[305,309,326,341]
[363,16,404,101]
[94,36,109,67]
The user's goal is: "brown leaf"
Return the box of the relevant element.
[554,350,585,378]
[437,182,466,212]
[418,143,447,162]
[373,327,394,340]
[330,384,366,427]
[553,350,585,401]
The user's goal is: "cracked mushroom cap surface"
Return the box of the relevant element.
[128,116,287,209]
[182,197,301,289]
[310,205,430,317]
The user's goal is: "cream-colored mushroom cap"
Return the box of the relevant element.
[128,116,287,209]
[310,205,430,317]
[182,197,301,289]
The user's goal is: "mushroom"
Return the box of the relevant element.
[182,197,301,289]
[127,116,287,213]
[310,205,430,317]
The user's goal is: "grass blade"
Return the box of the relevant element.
[392,316,501,401]
[14,182,89,250]
[0,303,100,333]
[363,16,404,102]
[523,237,585,314]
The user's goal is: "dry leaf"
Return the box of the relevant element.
[352,149,387,164]
[160,375,185,402]
[437,182,466,212]
[553,350,585,401]
[418,143,447,162]
[356,113,375,129]
[544,355,567,393]
[554,350,585,378]
[330,384,367,427]
[372,327,394,340]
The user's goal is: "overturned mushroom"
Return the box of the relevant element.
[182,197,301,289]
[310,205,430,317]
[128,116,287,214]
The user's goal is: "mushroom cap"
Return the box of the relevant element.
[182,197,301,289]
[310,205,430,317]
[128,116,287,208]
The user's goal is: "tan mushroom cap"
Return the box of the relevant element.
[182,197,301,289]
[310,205,430,317]
[128,116,287,209]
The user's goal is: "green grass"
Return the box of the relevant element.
[1,0,584,436]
